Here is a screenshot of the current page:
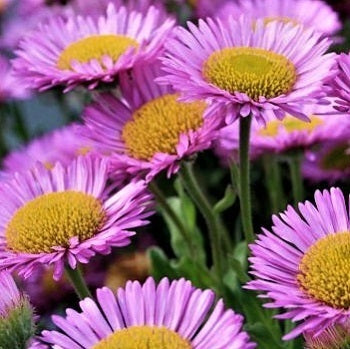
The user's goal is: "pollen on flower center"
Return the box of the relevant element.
[320,143,350,171]
[5,191,106,254]
[259,115,323,137]
[122,94,206,160]
[298,232,350,309]
[203,47,297,100]
[57,35,139,70]
[92,326,192,349]
[262,16,299,26]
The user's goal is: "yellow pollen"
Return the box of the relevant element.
[298,232,350,309]
[259,115,323,137]
[57,35,139,71]
[262,16,299,26]
[321,143,350,171]
[203,47,297,101]
[92,326,192,349]
[76,146,92,156]
[122,94,206,160]
[6,191,105,254]
[43,161,54,170]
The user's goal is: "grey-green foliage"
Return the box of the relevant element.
[0,299,35,349]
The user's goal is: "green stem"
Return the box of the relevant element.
[149,181,195,254]
[263,155,285,213]
[288,155,304,206]
[180,162,224,282]
[65,266,92,300]
[237,115,255,243]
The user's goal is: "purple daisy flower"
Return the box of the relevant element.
[2,123,94,176]
[302,138,350,183]
[82,61,223,182]
[13,4,175,92]
[0,156,154,280]
[247,187,350,339]
[40,277,255,349]
[161,17,336,124]
[215,104,350,162]
[329,53,350,113]
[210,0,341,38]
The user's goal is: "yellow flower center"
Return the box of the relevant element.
[263,16,299,26]
[5,191,105,254]
[321,143,350,171]
[203,47,297,100]
[298,232,350,309]
[57,35,139,71]
[122,94,206,160]
[259,115,323,137]
[92,326,192,349]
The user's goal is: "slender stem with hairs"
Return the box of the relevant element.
[237,115,255,243]
[179,162,224,283]
[288,154,304,206]
[65,265,92,300]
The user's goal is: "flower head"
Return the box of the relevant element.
[247,188,350,339]
[1,123,94,177]
[83,61,223,181]
[0,271,36,349]
[161,17,335,124]
[40,277,255,348]
[13,4,175,92]
[215,104,350,162]
[0,156,153,280]
[209,0,341,38]
[303,138,350,183]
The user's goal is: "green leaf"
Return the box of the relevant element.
[148,247,179,281]
[214,185,237,214]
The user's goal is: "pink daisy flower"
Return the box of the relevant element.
[0,55,30,102]
[329,53,350,113]
[209,0,341,38]
[161,17,336,124]
[18,0,166,17]
[82,62,223,182]
[40,277,256,349]
[13,4,175,92]
[0,156,153,280]
[247,188,350,339]
[215,104,350,162]
[302,138,350,183]
[1,123,94,176]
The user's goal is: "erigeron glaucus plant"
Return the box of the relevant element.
[1,0,349,348]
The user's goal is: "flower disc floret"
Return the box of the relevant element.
[57,35,138,71]
[92,326,191,349]
[203,47,297,100]
[6,191,105,254]
[122,94,205,160]
[298,232,350,309]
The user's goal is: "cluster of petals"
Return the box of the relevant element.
[215,103,350,162]
[13,4,175,92]
[161,16,336,125]
[204,0,340,38]
[247,188,350,339]
[0,156,154,280]
[82,62,223,182]
[40,277,256,349]
[1,123,93,177]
